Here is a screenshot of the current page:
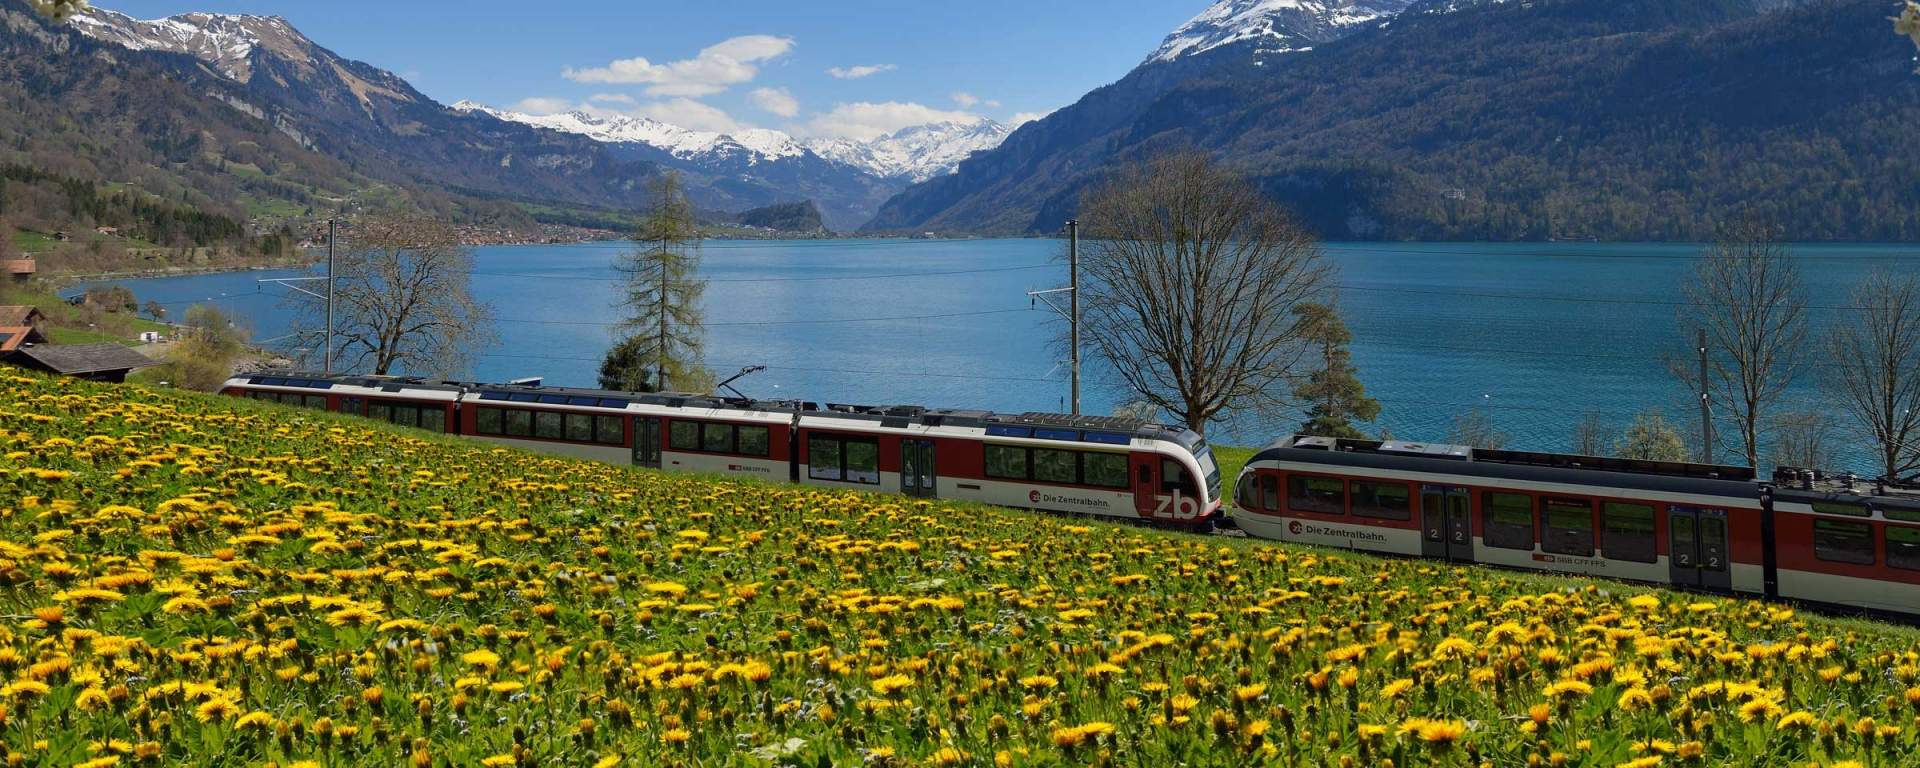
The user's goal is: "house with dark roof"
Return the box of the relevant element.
[0,305,47,329]
[4,342,157,382]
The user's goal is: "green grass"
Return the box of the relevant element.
[1212,444,1257,509]
[12,230,59,253]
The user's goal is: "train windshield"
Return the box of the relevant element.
[1188,436,1222,503]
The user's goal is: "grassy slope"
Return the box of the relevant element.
[1,286,168,346]
[1,372,1917,767]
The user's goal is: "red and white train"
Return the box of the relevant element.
[1234,435,1920,617]
[219,372,1225,527]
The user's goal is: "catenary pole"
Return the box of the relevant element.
[1068,219,1080,416]
[1698,327,1713,463]
[324,218,335,375]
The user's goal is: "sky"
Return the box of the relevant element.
[99,0,1207,140]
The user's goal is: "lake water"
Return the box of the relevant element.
[84,239,1920,469]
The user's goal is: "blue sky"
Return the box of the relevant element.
[102,0,1204,139]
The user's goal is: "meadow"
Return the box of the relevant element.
[1,371,1916,767]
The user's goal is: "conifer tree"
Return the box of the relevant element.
[604,172,712,393]
[1291,303,1379,439]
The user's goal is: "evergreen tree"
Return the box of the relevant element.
[1291,303,1379,439]
[604,172,713,393]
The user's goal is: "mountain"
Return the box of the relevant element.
[1148,0,1416,63]
[10,3,998,233]
[867,0,1920,241]
[802,121,1013,183]
[459,102,1012,218]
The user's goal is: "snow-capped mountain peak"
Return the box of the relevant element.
[67,7,314,82]
[456,102,1008,183]
[804,121,1012,183]
[1149,0,1416,63]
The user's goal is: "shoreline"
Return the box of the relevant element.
[51,257,321,286]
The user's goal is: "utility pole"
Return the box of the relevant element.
[1697,327,1714,464]
[1027,220,1082,415]
[1068,219,1080,416]
[324,218,335,375]
[658,252,669,392]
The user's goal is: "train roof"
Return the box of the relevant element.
[1254,435,1760,499]
[231,371,1207,449]
[1768,467,1920,515]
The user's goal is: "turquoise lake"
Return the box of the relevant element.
[84,239,1920,469]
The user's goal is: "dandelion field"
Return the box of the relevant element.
[2,372,1919,767]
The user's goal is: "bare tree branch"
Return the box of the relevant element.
[1828,269,1920,480]
[1075,151,1331,436]
[296,213,494,377]
[1674,218,1807,468]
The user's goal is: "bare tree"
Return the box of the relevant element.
[1570,411,1615,456]
[1829,269,1920,480]
[607,172,711,393]
[1674,219,1807,468]
[1076,151,1331,436]
[1770,411,1836,471]
[1447,410,1508,450]
[320,214,494,376]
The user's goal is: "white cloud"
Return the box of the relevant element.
[800,101,982,141]
[630,98,745,134]
[950,91,979,108]
[588,93,637,105]
[1011,110,1050,127]
[826,64,895,80]
[564,35,794,96]
[748,87,800,118]
[510,96,575,115]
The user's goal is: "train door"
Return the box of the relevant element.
[1668,507,1731,591]
[901,440,937,499]
[1421,485,1474,561]
[1133,457,1159,517]
[632,417,661,469]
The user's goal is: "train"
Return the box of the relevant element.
[219,372,1225,527]
[1233,435,1920,617]
[220,371,1920,618]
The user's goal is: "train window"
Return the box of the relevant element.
[737,426,771,457]
[504,409,532,437]
[419,409,444,433]
[808,436,844,481]
[595,415,625,445]
[477,408,503,435]
[702,423,736,453]
[1883,505,1920,524]
[534,411,564,439]
[303,395,327,410]
[1084,453,1129,489]
[985,445,1029,481]
[1035,449,1079,484]
[669,421,701,451]
[1813,519,1875,565]
[844,440,880,485]
[1287,475,1345,515]
[1887,526,1920,571]
[1351,481,1412,520]
[1601,502,1657,563]
[1484,493,1534,550]
[1261,475,1279,512]
[368,403,392,423]
[1543,498,1594,556]
[1162,460,1191,494]
[565,413,595,442]
[1811,502,1870,517]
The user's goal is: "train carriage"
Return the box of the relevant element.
[220,372,1223,529]
[1770,485,1920,615]
[1235,436,1768,594]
